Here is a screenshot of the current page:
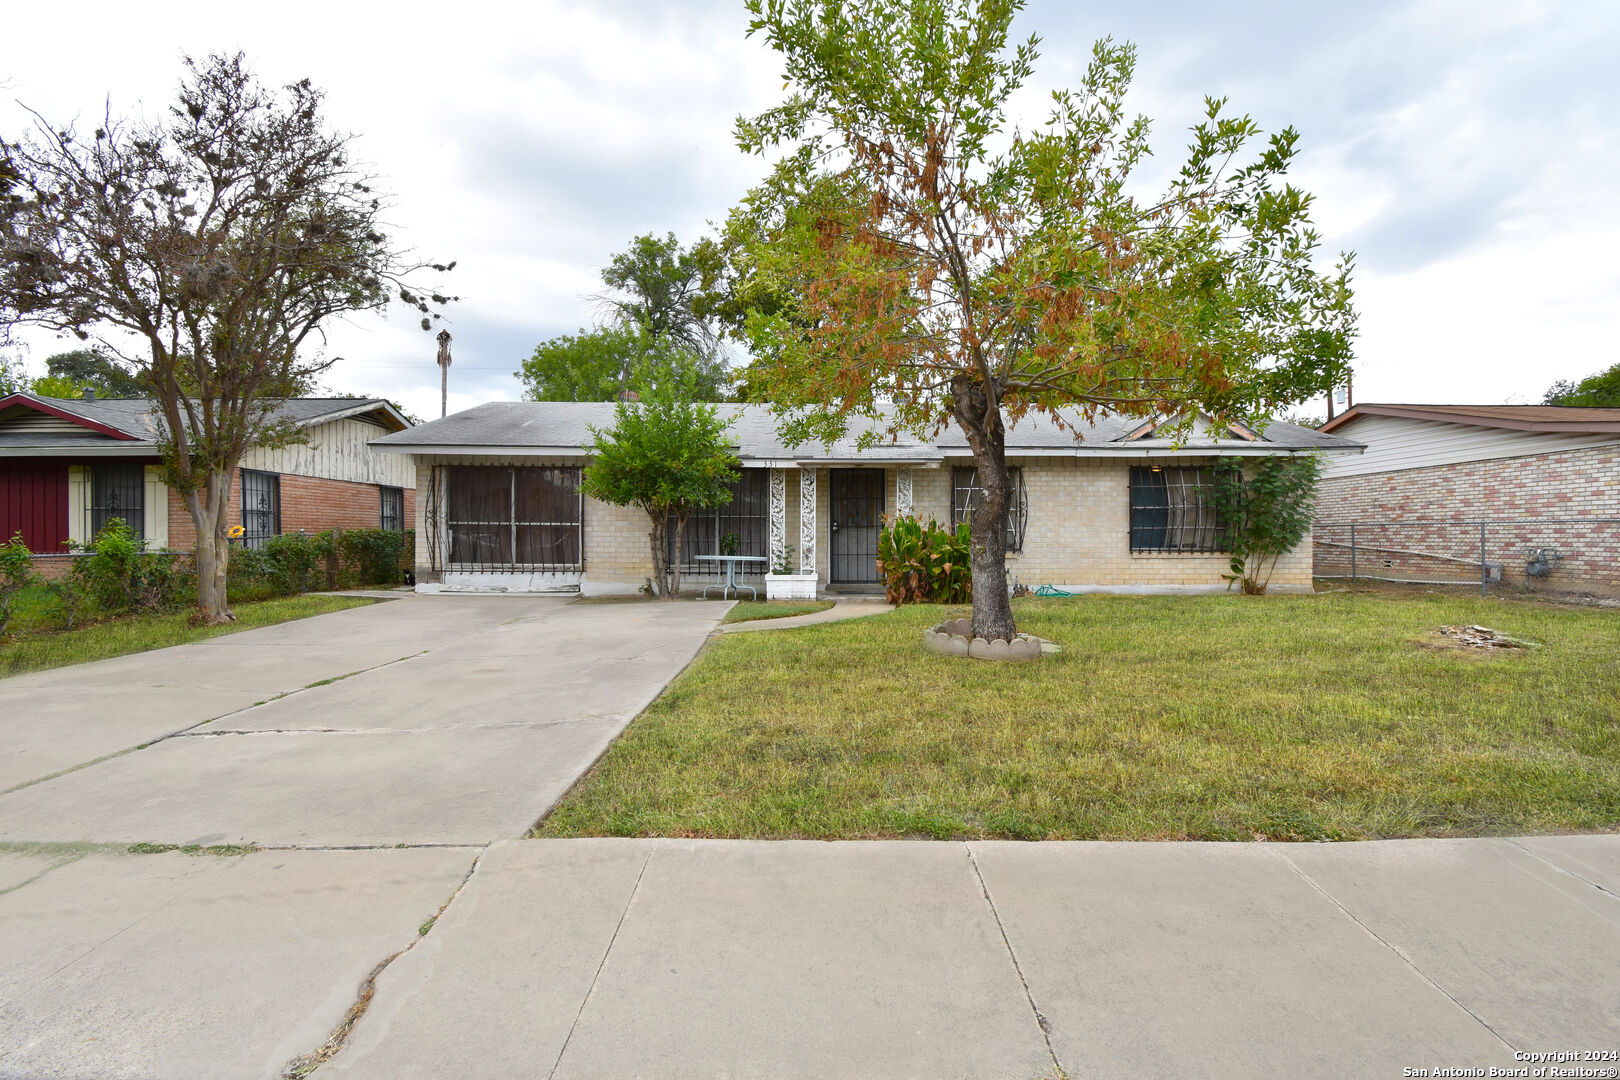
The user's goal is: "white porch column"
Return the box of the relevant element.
[798,467,817,574]
[895,467,913,517]
[768,468,787,573]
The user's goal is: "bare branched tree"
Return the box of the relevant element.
[0,53,456,623]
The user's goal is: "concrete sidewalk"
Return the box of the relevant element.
[316,836,1619,1080]
[719,597,894,633]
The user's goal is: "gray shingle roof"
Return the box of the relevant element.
[371,401,1361,460]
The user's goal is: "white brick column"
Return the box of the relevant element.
[896,467,913,517]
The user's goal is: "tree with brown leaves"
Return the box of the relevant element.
[728,0,1356,641]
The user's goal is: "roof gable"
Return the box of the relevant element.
[0,394,141,440]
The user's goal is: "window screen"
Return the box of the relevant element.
[667,470,769,574]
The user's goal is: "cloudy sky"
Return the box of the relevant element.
[4,0,1617,420]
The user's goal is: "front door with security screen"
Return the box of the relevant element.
[829,469,884,584]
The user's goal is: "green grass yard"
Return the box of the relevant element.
[0,593,374,677]
[535,591,1620,841]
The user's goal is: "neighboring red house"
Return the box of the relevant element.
[1313,403,1620,594]
[0,393,417,568]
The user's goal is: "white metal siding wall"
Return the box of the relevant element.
[240,417,415,487]
[1322,415,1620,479]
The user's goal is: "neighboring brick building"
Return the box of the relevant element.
[0,393,417,570]
[1314,404,1620,594]
[372,402,1361,597]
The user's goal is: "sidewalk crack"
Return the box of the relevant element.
[278,845,488,1079]
[1267,847,1518,1054]
[966,844,1066,1079]
[547,850,652,1080]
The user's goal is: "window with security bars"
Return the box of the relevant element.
[380,486,405,531]
[89,464,145,541]
[445,466,582,570]
[951,467,1027,551]
[241,470,281,550]
[1129,466,1225,552]
[666,470,769,574]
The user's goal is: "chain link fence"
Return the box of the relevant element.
[1313,519,1620,598]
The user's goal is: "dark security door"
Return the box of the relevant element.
[830,469,884,584]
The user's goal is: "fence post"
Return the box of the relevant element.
[1479,522,1487,597]
[1350,525,1357,585]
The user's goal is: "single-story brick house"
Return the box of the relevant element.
[371,402,1361,597]
[1314,403,1620,594]
[0,392,417,570]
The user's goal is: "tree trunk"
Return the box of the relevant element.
[185,470,236,626]
[951,378,1017,641]
[647,510,669,597]
[670,512,687,597]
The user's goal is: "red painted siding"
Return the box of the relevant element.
[0,461,70,553]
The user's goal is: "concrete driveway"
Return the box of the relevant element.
[0,595,722,847]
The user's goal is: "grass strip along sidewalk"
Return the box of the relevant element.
[0,594,374,677]
[536,592,1620,842]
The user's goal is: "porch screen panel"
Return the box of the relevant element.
[90,463,146,541]
[513,466,582,569]
[667,470,769,574]
[446,466,513,567]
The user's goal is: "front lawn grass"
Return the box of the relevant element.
[535,591,1620,841]
[722,599,836,624]
[0,594,374,677]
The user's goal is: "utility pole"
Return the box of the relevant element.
[436,330,452,418]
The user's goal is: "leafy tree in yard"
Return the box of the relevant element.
[29,373,84,398]
[1543,361,1620,408]
[518,323,727,402]
[1211,455,1322,595]
[728,0,1356,641]
[582,392,739,597]
[599,232,729,361]
[45,348,144,396]
[0,53,455,625]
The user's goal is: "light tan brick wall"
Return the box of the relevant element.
[406,456,1315,591]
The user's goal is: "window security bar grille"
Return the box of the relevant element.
[88,464,146,542]
[665,470,770,574]
[1129,466,1224,553]
[241,470,281,550]
[380,486,405,532]
[951,467,1028,552]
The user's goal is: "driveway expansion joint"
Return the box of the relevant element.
[1267,847,1519,1054]
[965,842,1066,1078]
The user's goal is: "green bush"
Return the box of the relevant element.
[876,515,972,605]
[0,533,37,638]
[1210,454,1324,595]
[335,528,407,586]
[69,519,187,615]
[262,531,335,594]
